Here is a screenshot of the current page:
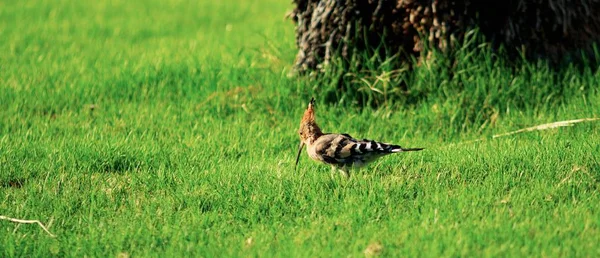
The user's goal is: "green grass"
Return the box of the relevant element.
[1,0,600,257]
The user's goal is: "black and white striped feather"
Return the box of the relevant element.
[308,133,423,168]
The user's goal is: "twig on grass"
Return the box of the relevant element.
[0,215,56,237]
[446,118,600,147]
[491,118,600,139]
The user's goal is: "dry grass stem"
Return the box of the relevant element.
[0,215,56,237]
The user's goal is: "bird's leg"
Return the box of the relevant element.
[339,166,350,179]
[330,165,337,179]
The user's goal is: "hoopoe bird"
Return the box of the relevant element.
[295,98,423,177]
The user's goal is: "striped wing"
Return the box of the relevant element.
[313,133,421,167]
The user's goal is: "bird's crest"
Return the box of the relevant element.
[298,97,322,142]
[301,97,316,125]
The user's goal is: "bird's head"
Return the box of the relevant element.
[298,97,321,145]
[295,97,322,170]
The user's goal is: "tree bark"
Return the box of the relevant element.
[290,0,600,72]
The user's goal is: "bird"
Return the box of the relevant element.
[295,98,424,177]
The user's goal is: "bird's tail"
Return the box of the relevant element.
[390,146,424,152]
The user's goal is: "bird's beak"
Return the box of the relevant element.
[295,141,305,171]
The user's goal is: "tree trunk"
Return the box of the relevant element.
[290,0,600,72]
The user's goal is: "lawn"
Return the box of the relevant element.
[1,0,599,257]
